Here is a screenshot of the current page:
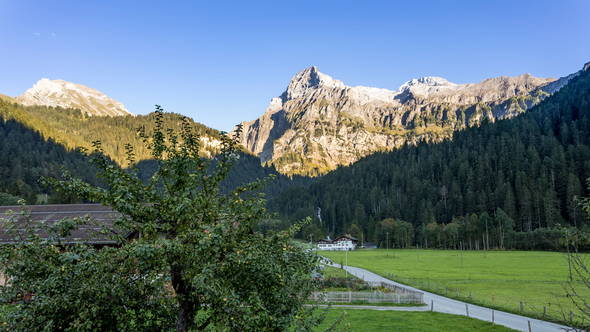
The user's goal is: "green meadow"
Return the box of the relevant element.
[321,249,589,324]
[315,309,516,332]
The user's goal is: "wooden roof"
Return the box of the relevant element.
[0,204,125,245]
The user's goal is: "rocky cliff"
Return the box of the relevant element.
[235,66,574,176]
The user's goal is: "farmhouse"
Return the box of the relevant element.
[0,203,129,293]
[0,203,127,247]
[316,234,358,251]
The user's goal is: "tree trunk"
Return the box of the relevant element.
[176,301,195,332]
[171,264,197,332]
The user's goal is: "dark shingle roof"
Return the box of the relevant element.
[0,204,124,245]
[334,234,358,242]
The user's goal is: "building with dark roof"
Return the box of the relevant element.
[0,204,128,247]
[316,234,358,251]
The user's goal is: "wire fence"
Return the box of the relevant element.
[311,290,423,304]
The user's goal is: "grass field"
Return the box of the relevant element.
[321,265,358,279]
[315,309,516,331]
[321,249,590,325]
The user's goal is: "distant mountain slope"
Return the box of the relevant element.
[16,78,132,116]
[0,93,14,103]
[269,62,590,243]
[236,66,577,176]
[0,101,222,165]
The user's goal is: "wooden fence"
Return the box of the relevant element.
[311,289,423,304]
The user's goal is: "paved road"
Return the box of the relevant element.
[325,262,574,332]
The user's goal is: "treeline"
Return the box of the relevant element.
[358,210,581,251]
[269,67,590,249]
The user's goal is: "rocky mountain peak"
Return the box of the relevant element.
[285,66,345,100]
[235,66,572,176]
[398,76,458,97]
[400,76,455,89]
[16,78,132,117]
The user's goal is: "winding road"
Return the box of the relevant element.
[325,262,574,332]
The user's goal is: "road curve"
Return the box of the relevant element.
[328,263,574,332]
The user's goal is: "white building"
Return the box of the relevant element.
[316,234,358,251]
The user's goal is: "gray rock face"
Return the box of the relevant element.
[234,67,571,176]
[17,79,132,117]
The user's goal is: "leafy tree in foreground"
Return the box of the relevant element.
[565,179,590,330]
[0,107,319,331]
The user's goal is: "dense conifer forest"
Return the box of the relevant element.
[269,68,590,250]
[0,116,101,204]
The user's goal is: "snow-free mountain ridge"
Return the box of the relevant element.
[235,66,579,176]
[16,78,132,117]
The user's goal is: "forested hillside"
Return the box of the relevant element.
[0,116,101,204]
[270,66,590,250]
[0,101,304,204]
[0,101,221,166]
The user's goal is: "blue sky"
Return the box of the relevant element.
[1,1,589,131]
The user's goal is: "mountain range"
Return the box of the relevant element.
[3,66,580,178]
[235,66,578,175]
[0,62,588,212]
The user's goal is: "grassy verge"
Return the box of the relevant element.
[320,265,352,279]
[321,249,590,326]
[315,309,517,331]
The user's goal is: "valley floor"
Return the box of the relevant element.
[320,249,587,328]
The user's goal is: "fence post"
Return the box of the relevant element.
[492,310,495,324]
[520,302,524,313]
[431,300,434,312]
[543,306,546,318]
[465,304,469,317]
[528,320,532,332]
